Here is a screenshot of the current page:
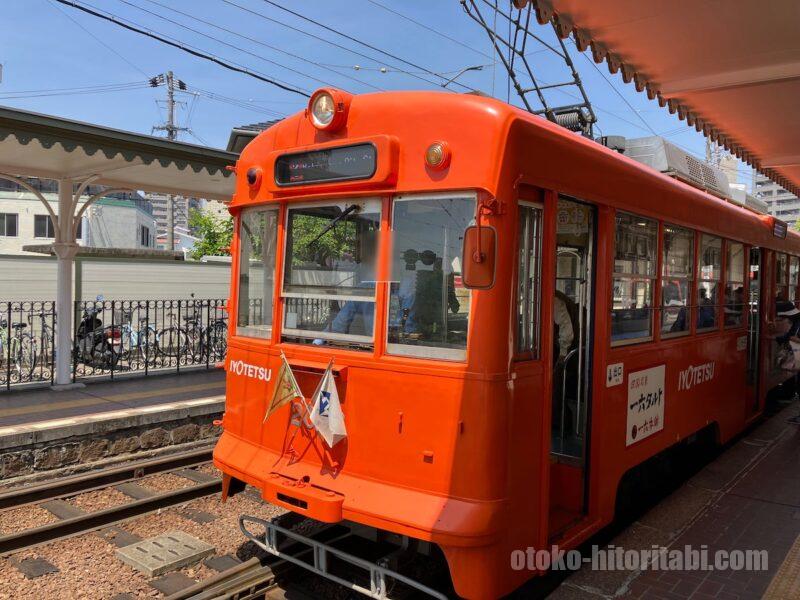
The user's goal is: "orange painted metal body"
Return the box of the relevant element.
[214,90,800,599]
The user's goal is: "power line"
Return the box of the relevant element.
[0,82,154,100]
[116,0,351,93]
[53,0,310,97]
[220,0,466,91]
[0,81,150,94]
[139,0,383,92]
[184,86,287,118]
[364,0,492,60]
[46,0,151,78]
[572,42,658,136]
[258,0,480,92]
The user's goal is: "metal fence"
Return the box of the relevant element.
[0,298,227,391]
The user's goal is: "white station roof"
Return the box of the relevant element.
[0,105,237,200]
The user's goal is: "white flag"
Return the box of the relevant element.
[309,365,347,447]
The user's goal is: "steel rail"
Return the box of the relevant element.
[168,526,350,600]
[0,476,220,555]
[0,445,214,511]
[175,561,282,600]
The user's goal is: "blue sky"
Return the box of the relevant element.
[0,0,749,184]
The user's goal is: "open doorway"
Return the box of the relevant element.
[549,196,595,538]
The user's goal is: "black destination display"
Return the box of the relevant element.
[275,143,377,186]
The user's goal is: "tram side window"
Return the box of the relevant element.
[788,256,799,302]
[661,224,694,336]
[776,253,788,302]
[696,234,722,331]
[724,242,746,328]
[612,212,657,344]
[237,207,278,339]
[387,194,473,361]
[516,204,543,357]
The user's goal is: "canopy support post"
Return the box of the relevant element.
[52,178,80,389]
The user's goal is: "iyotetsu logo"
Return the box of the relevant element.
[678,362,715,391]
[228,359,271,382]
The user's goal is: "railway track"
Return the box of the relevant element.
[165,557,285,600]
[0,445,220,555]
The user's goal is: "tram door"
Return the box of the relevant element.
[549,197,595,532]
[747,247,762,414]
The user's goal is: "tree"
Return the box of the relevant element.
[188,208,233,260]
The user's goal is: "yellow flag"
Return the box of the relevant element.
[263,353,303,422]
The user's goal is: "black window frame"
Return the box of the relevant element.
[34,214,55,239]
[0,213,18,237]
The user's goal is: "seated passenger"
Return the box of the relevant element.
[697,288,716,329]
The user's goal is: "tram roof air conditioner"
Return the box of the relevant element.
[624,136,731,199]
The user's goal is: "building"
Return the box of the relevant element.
[144,192,201,237]
[155,226,198,255]
[753,171,800,227]
[0,177,157,255]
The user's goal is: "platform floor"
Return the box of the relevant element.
[550,402,800,600]
[0,369,225,429]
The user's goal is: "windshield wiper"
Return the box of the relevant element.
[309,203,360,247]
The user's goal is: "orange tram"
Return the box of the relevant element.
[214,87,800,598]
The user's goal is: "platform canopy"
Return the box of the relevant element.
[0,105,236,200]
[521,0,800,196]
[0,103,238,387]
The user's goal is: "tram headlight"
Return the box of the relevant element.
[311,92,335,128]
[307,88,351,132]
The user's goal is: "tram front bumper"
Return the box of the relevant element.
[213,430,506,548]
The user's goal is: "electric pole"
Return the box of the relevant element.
[151,71,188,251]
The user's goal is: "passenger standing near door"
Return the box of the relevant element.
[553,291,577,432]
[554,292,575,362]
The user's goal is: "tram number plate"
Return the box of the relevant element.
[606,362,624,387]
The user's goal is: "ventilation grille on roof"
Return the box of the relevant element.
[623,136,730,198]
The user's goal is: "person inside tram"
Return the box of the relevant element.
[390,249,460,340]
[724,286,745,327]
[553,290,579,436]
[697,287,716,328]
[314,229,378,341]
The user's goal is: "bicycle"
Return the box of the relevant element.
[155,310,189,358]
[28,310,55,374]
[183,307,228,362]
[118,308,159,366]
[156,304,227,362]
[0,318,37,382]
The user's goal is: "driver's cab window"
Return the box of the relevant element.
[386,193,474,361]
[281,199,381,350]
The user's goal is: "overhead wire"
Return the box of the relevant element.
[184,85,287,118]
[134,0,383,92]
[220,0,474,92]
[46,0,151,78]
[0,81,154,100]
[363,0,492,60]
[114,0,342,93]
[53,0,311,97]
[257,0,483,93]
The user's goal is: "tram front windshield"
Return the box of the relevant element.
[281,199,381,349]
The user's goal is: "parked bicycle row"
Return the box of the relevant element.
[0,297,229,391]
